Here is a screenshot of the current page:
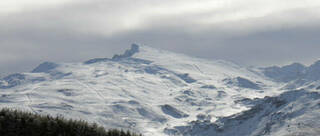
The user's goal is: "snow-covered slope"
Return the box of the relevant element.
[166,89,320,136]
[0,44,319,136]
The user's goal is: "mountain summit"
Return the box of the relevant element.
[112,44,140,60]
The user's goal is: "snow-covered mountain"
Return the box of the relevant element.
[260,60,320,90]
[0,44,319,136]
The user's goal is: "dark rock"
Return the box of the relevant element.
[236,77,261,90]
[201,85,216,89]
[112,44,140,60]
[84,58,111,64]
[161,104,189,118]
[176,73,197,83]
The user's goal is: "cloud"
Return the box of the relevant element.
[0,0,320,75]
[0,0,76,13]
[2,0,319,35]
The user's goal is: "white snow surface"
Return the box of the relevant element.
[0,44,319,136]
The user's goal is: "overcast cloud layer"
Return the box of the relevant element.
[1,0,320,76]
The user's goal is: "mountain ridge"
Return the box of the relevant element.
[0,44,319,136]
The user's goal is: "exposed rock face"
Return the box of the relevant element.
[84,44,140,64]
[175,73,197,83]
[200,85,216,89]
[84,58,111,64]
[160,104,189,118]
[112,44,140,60]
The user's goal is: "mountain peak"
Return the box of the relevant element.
[309,60,320,67]
[262,62,305,82]
[285,62,305,68]
[112,43,140,60]
[31,62,59,73]
[84,44,141,64]
[261,60,320,83]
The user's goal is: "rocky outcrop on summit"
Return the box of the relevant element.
[112,44,140,60]
[84,44,140,64]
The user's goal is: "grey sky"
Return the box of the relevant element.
[1,0,320,76]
